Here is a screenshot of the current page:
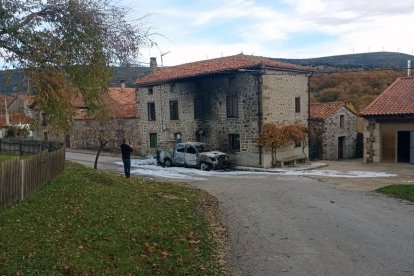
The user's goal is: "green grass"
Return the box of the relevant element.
[376,185,414,203]
[0,162,224,275]
[0,152,22,162]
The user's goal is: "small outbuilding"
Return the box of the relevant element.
[310,102,357,160]
[360,76,414,164]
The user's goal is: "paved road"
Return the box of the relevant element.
[66,151,414,276]
[192,175,414,276]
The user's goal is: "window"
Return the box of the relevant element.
[228,134,240,152]
[186,146,197,154]
[176,144,184,152]
[295,97,300,113]
[340,115,344,128]
[295,141,301,148]
[147,102,156,121]
[149,133,157,148]
[194,98,204,119]
[170,100,179,120]
[148,87,153,95]
[227,94,238,118]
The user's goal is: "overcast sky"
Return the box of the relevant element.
[119,0,414,66]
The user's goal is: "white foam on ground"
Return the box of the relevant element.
[114,157,398,180]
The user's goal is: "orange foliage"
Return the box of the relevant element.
[258,122,308,166]
[311,69,404,111]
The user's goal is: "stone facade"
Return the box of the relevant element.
[310,107,357,160]
[70,118,141,152]
[137,71,309,168]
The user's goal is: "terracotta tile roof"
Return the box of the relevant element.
[360,77,414,117]
[310,102,346,120]
[106,87,137,118]
[0,113,29,127]
[73,87,137,120]
[136,54,311,86]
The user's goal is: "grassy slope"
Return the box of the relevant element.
[0,162,224,275]
[376,185,414,203]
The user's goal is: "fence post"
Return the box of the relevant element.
[19,140,23,155]
[21,160,25,201]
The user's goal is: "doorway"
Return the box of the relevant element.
[338,136,345,159]
[397,131,410,163]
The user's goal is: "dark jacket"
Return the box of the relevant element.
[120,143,133,159]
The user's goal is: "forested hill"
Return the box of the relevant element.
[274,52,413,70]
[0,67,150,95]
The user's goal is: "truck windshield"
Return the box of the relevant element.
[196,144,212,152]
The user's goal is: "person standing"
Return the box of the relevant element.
[120,138,133,178]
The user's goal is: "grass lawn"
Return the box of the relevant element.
[0,162,226,275]
[376,184,414,203]
[0,152,22,162]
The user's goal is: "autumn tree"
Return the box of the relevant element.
[0,0,150,130]
[258,122,308,167]
[311,70,404,111]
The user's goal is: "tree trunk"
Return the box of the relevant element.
[271,146,277,167]
[94,144,104,169]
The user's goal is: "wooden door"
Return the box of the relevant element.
[382,132,395,162]
[338,136,345,159]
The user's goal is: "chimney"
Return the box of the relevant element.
[150,57,157,74]
[408,60,411,77]
[120,80,125,92]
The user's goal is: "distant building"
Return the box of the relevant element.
[69,83,140,150]
[310,102,357,160]
[360,77,414,164]
[0,94,33,138]
[135,54,312,168]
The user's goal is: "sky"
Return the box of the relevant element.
[119,0,414,66]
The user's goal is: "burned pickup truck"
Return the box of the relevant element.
[156,142,230,170]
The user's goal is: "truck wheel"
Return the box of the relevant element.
[200,162,211,171]
[164,159,172,167]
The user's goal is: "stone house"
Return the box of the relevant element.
[360,76,414,164]
[135,54,312,168]
[0,94,33,138]
[69,84,140,150]
[309,102,357,160]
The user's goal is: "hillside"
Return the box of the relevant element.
[0,67,150,95]
[274,52,413,70]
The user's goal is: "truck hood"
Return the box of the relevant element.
[202,151,228,158]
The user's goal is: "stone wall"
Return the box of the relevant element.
[261,72,310,166]
[362,119,379,163]
[137,71,310,167]
[321,107,357,160]
[70,118,141,153]
[137,82,199,155]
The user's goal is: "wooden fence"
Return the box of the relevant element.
[0,138,62,155]
[0,140,65,209]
